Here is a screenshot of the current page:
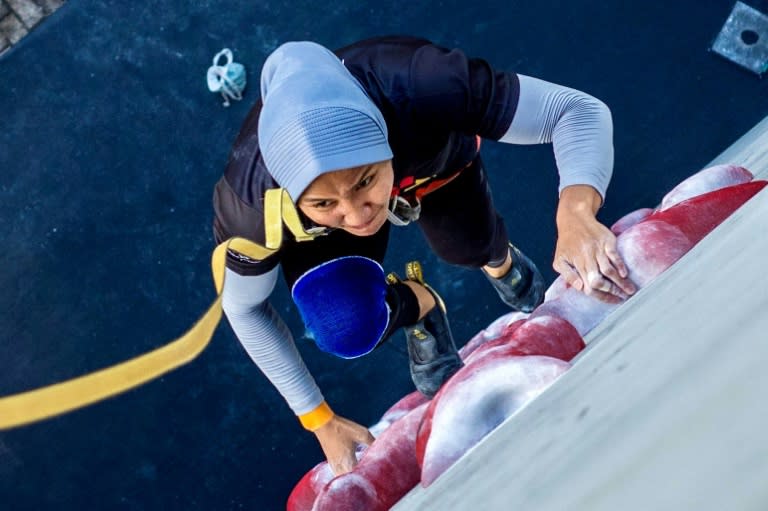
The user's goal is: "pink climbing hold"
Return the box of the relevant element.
[659,164,753,211]
[416,315,584,486]
[312,403,428,511]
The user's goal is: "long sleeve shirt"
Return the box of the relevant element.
[213,36,613,415]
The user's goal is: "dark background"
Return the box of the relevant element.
[1,0,767,509]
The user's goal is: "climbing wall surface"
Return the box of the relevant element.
[394,117,768,510]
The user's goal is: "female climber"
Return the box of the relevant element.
[212,36,635,475]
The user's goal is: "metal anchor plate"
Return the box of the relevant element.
[711,1,768,75]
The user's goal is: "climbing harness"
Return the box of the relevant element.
[206,48,247,107]
[388,172,462,225]
[388,136,482,226]
[0,188,323,430]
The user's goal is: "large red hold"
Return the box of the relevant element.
[616,220,693,288]
[416,316,584,486]
[649,181,766,245]
[310,403,429,511]
[659,164,753,210]
[287,461,335,511]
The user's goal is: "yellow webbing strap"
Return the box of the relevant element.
[0,189,318,430]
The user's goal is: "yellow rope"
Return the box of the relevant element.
[0,189,318,430]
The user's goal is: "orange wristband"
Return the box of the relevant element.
[298,401,334,431]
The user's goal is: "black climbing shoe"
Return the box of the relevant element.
[390,261,464,399]
[482,243,545,313]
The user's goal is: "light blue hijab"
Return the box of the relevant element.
[258,42,393,201]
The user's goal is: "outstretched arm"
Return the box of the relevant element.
[499,74,635,300]
[222,267,373,474]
